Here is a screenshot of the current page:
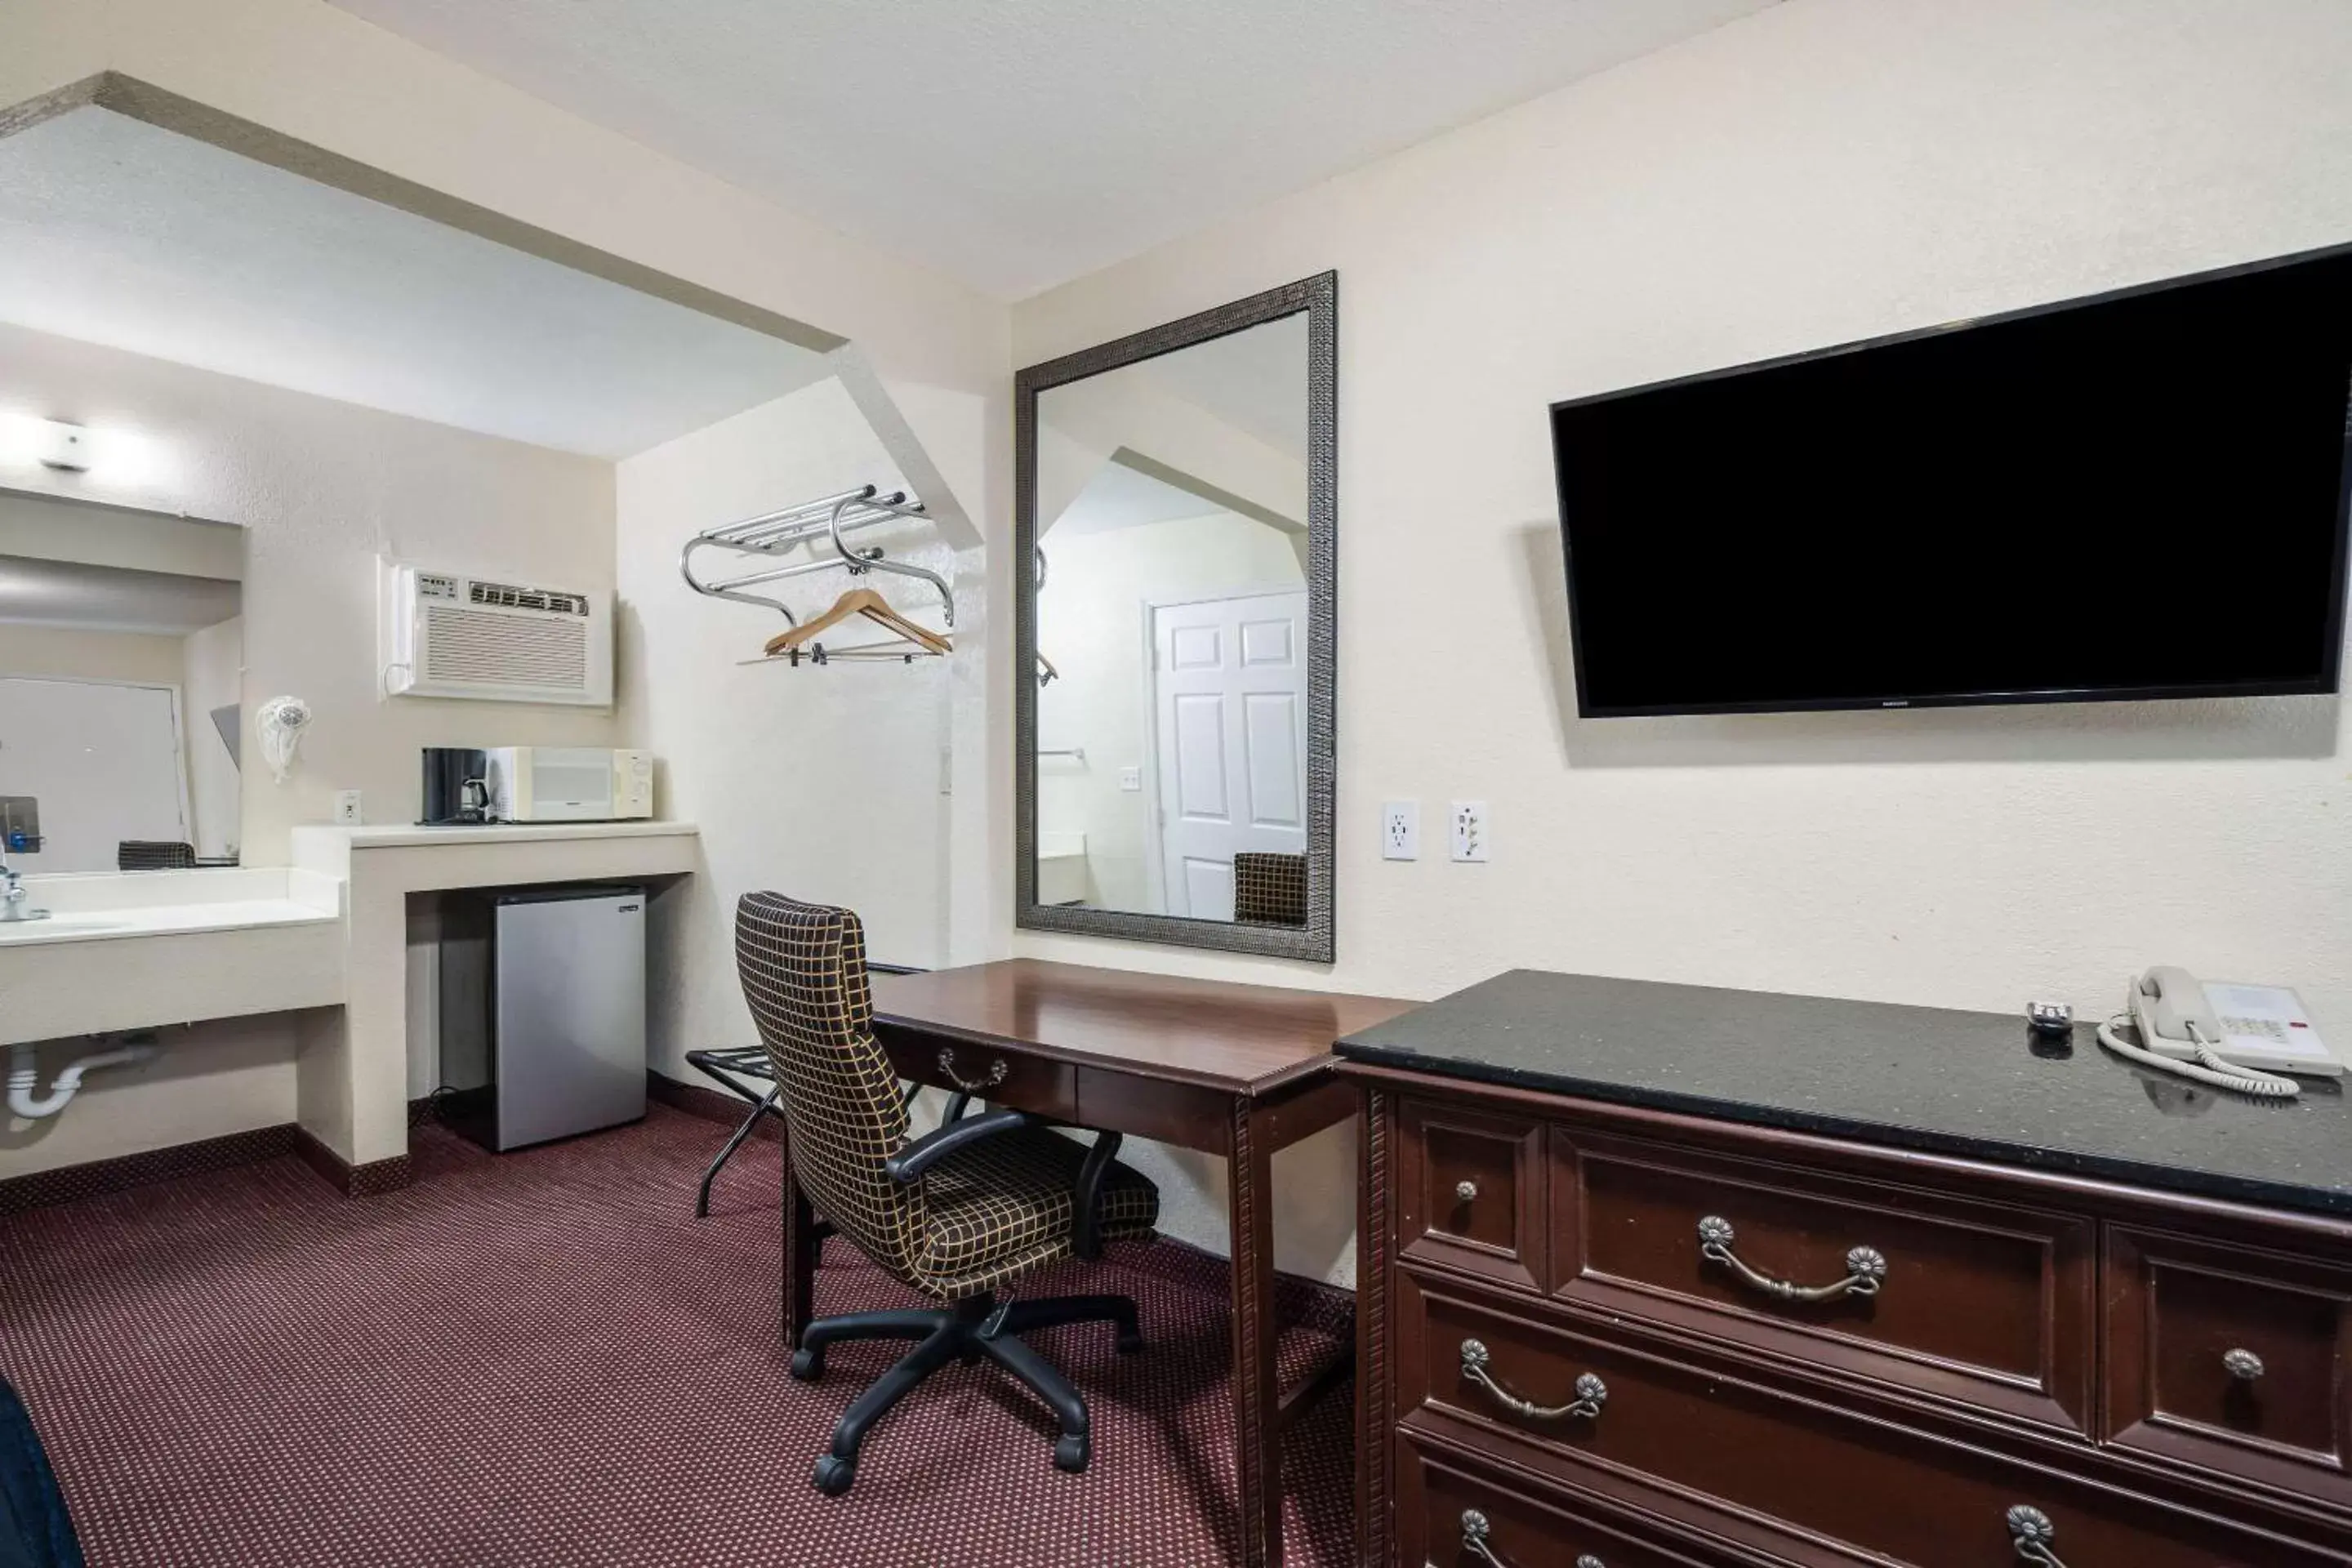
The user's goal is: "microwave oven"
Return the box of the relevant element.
[484,747,653,822]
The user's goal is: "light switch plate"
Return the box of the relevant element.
[1119,766,1143,792]
[334,790,363,826]
[1382,800,1419,861]
[1450,800,1489,862]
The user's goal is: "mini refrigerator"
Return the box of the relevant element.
[439,884,647,1152]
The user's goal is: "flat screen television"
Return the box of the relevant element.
[1550,246,2352,716]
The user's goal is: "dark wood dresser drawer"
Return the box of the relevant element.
[1400,1276,2332,1568]
[1555,1128,2094,1431]
[1400,1097,1547,1291]
[1399,1441,1757,1568]
[879,1028,1077,1120]
[2105,1225,2352,1505]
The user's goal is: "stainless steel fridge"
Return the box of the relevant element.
[439,884,647,1153]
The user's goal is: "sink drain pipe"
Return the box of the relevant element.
[7,1036,158,1120]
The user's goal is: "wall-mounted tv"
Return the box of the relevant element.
[1551,246,2352,717]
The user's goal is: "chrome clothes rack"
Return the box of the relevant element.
[680,484,955,629]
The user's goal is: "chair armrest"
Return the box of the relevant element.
[1071,1131,1125,1262]
[884,1108,1042,1185]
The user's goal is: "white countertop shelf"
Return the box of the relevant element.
[327,821,700,849]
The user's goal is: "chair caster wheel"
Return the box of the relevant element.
[1116,1329,1144,1356]
[812,1455,857,1496]
[789,1348,824,1383]
[1054,1432,1091,1473]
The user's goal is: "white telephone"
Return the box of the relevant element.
[2096,967,2341,1099]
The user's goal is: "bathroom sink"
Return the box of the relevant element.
[0,911,122,940]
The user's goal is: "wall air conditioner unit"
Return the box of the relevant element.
[381,560,613,707]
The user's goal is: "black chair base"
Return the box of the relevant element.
[790,1290,1142,1495]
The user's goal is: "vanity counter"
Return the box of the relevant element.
[0,867,345,1045]
[1338,968,2352,1217]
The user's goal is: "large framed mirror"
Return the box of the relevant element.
[0,488,245,872]
[1015,272,1336,960]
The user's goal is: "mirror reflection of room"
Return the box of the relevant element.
[1033,314,1311,924]
[0,491,243,871]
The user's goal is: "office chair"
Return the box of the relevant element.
[115,840,196,871]
[735,893,1159,1496]
[1232,851,1308,927]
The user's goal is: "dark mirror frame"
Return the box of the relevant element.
[1013,270,1338,961]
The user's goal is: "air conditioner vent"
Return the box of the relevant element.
[423,606,588,689]
[468,580,590,616]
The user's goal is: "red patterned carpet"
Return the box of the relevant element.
[0,1106,1356,1566]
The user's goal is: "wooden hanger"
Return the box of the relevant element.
[764,587,952,658]
[1036,651,1059,686]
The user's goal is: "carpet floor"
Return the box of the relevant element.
[0,1106,1356,1566]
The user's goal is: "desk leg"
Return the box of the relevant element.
[1228,1098,1283,1567]
[782,1165,817,1352]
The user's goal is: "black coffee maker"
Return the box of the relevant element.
[420,747,492,826]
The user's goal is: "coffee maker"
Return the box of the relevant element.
[420,748,492,826]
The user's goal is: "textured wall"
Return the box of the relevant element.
[0,323,621,862]
[1009,0,2352,1282]
[617,378,956,1081]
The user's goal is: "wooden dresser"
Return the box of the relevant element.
[1339,970,2352,1568]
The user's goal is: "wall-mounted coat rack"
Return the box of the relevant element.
[683,484,955,665]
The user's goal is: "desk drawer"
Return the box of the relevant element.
[1399,1441,1754,1568]
[1401,1276,2328,1568]
[2105,1226,2352,1505]
[880,1029,1076,1121]
[1401,1097,1547,1291]
[1556,1129,2092,1431]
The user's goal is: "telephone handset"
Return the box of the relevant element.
[2096,966,2341,1098]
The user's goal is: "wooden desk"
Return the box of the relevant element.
[817,959,1413,1568]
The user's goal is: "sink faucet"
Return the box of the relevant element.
[0,850,48,923]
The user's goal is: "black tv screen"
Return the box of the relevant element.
[1551,247,2352,716]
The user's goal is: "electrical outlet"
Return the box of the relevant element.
[334,790,363,826]
[1381,800,1419,861]
[1119,766,1143,792]
[1450,800,1490,862]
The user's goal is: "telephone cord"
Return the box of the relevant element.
[2095,1016,2301,1099]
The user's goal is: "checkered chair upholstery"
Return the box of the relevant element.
[735,893,1158,1302]
[1232,852,1308,927]
[116,840,197,871]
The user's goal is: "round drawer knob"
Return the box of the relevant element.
[1454,1179,1480,1203]
[2224,1348,2265,1381]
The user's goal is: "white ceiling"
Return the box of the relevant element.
[327,0,1776,299]
[0,555,241,636]
[0,108,831,458]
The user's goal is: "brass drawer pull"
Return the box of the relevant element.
[937,1048,1009,1094]
[1454,1179,1480,1203]
[1458,1510,1603,1568]
[1698,1215,1886,1302]
[1459,1339,1606,1423]
[2224,1348,2265,1381]
[2007,1505,2068,1567]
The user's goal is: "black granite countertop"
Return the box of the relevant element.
[1337,969,2352,1218]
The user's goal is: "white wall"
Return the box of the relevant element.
[1037,510,1305,911]
[0,323,617,1174]
[3,0,1010,1183]
[1010,0,2352,1281]
[0,622,184,686]
[617,377,956,1081]
[0,322,621,862]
